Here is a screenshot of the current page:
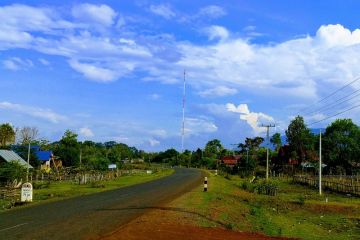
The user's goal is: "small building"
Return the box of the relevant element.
[35,149,53,169]
[0,150,33,169]
[32,146,62,170]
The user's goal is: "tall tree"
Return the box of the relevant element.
[270,133,282,151]
[204,139,224,159]
[17,126,38,145]
[237,137,264,153]
[285,116,314,163]
[54,130,80,166]
[0,123,16,147]
[323,119,360,174]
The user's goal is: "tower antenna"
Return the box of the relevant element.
[181,70,186,153]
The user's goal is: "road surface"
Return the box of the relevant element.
[0,168,203,240]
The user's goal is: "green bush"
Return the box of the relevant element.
[33,181,50,189]
[0,161,27,182]
[297,195,305,205]
[90,182,105,188]
[254,180,279,196]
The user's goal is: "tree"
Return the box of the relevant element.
[191,148,203,168]
[179,150,192,167]
[17,126,38,145]
[285,116,314,163]
[323,119,360,174]
[270,133,282,151]
[54,130,80,166]
[0,123,15,147]
[238,137,264,153]
[204,139,223,159]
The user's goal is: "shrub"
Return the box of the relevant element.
[255,180,279,196]
[90,182,105,188]
[297,195,305,205]
[0,161,27,183]
[33,181,50,189]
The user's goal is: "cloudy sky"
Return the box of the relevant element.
[1,0,360,151]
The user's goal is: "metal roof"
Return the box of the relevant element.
[0,150,33,168]
[36,150,52,161]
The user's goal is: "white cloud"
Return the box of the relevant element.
[150,129,167,138]
[72,4,117,26]
[227,103,274,134]
[204,25,229,41]
[199,86,237,97]
[2,57,33,71]
[316,24,360,47]
[198,5,226,18]
[1,4,360,107]
[68,59,118,82]
[149,4,175,19]
[226,103,250,114]
[79,127,94,137]
[184,117,218,136]
[148,138,160,147]
[38,58,50,66]
[0,101,67,123]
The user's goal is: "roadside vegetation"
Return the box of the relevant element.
[170,172,360,240]
[1,167,173,211]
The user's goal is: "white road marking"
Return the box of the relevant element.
[0,223,28,232]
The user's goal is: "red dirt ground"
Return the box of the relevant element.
[96,208,296,240]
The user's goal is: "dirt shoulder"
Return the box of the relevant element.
[99,206,293,240]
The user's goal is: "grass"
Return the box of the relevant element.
[1,168,174,211]
[170,172,360,240]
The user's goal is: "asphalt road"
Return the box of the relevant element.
[0,168,203,240]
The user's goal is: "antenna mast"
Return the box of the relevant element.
[181,70,186,153]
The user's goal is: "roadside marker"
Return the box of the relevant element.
[204,177,208,192]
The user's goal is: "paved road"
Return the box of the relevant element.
[0,168,203,240]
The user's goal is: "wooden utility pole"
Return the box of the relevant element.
[261,124,275,180]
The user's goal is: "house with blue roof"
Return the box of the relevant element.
[31,146,61,170]
[35,149,53,169]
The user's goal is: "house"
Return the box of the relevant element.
[220,155,241,167]
[32,146,62,170]
[0,150,33,168]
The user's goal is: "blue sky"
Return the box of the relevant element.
[1,1,360,151]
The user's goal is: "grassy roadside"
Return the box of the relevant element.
[1,168,174,211]
[169,172,360,240]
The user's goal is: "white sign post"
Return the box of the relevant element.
[21,182,33,202]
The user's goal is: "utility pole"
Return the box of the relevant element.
[261,124,275,180]
[26,141,30,182]
[319,129,322,195]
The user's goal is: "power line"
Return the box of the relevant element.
[308,103,360,126]
[304,89,360,116]
[297,76,360,115]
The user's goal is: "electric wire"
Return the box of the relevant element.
[297,76,360,115]
[308,103,360,126]
[304,89,360,116]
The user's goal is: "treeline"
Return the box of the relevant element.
[1,116,360,175]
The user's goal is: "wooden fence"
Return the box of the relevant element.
[28,169,148,184]
[293,175,360,196]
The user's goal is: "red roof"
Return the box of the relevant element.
[223,159,238,165]
[221,155,241,166]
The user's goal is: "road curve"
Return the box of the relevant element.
[0,168,204,240]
